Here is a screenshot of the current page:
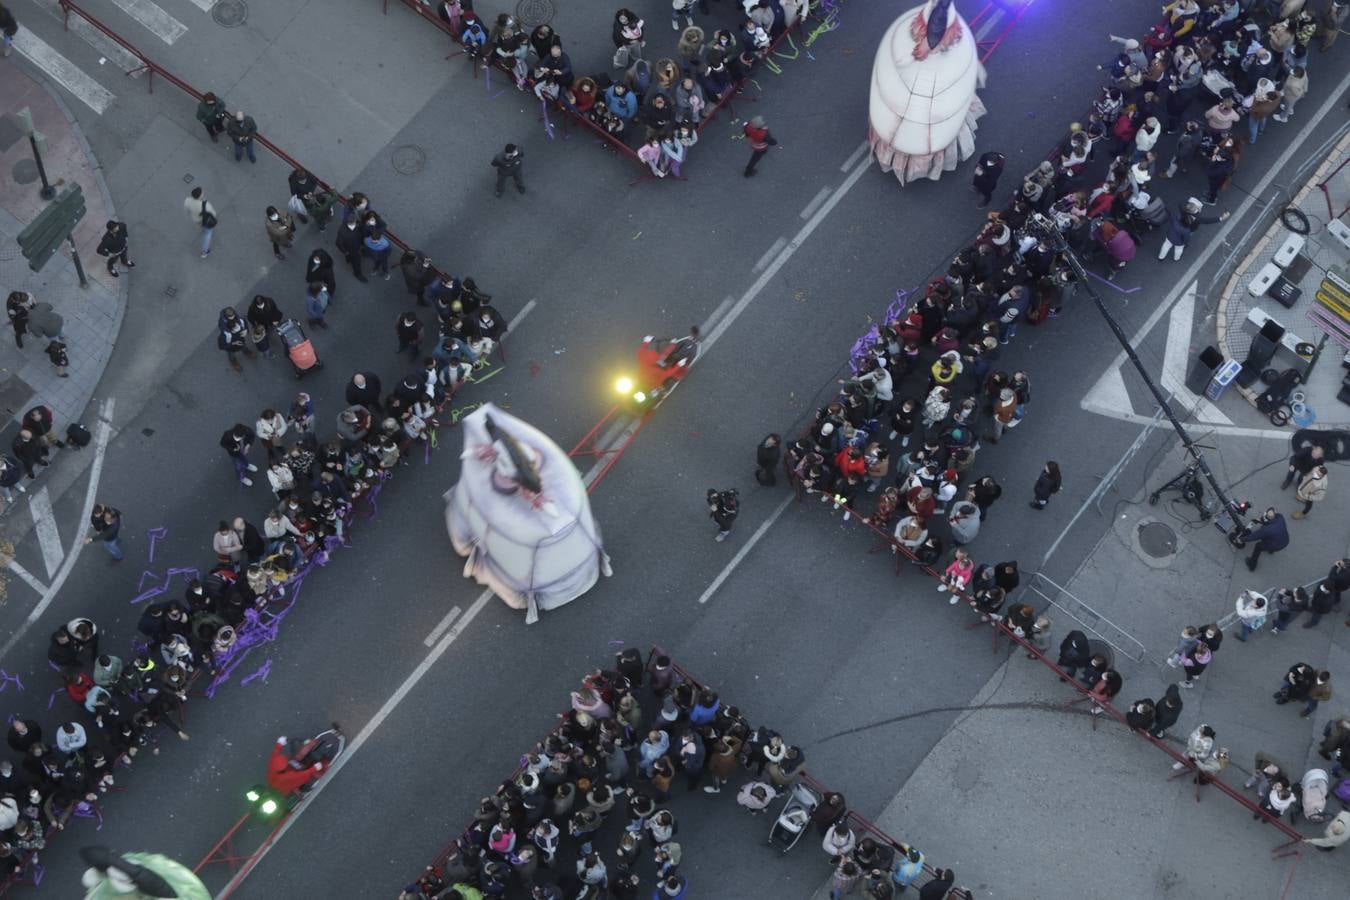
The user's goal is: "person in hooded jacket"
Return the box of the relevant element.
[306,249,337,297]
[1157,198,1229,261]
[1057,629,1091,681]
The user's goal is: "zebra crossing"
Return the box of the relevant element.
[9,0,213,115]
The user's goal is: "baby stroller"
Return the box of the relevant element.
[768,781,821,853]
[1300,768,1330,824]
[278,319,323,379]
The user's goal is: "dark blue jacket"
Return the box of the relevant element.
[1246,515,1289,551]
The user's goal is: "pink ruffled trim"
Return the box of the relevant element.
[868,94,988,185]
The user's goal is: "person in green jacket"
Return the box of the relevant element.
[196,92,227,143]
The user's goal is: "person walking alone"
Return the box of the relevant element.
[227,110,258,163]
[83,503,123,562]
[491,144,526,197]
[1292,464,1328,519]
[971,151,1005,208]
[95,221,134,278]
[742,116,778,177]
[708,488,738,542]
[1029,461,1061,510]
[1,3,17,58]
[184,187,217,259]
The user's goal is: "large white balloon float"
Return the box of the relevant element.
[868,0,987,184]
[445,404,611,624]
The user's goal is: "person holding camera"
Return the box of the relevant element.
[707,488,739,542]
[1239,507,1289,572]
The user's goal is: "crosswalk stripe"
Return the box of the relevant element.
[12,29,115,115]
[109,0,188,45]
[28,487,65,580]
[182,0,217,12]
[38,0,146,78]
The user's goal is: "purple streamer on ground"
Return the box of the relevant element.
[31,863,44,887]
[145,526,167,563]
[0,669,25,692]
[47,686,63,710]
[71,800,104,830]
[240,658,272,687]
[541,99,555,140]
[848,287,915,374]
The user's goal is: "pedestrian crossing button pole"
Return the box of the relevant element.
[15,107,56,201]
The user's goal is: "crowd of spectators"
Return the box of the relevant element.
[400,649,972,899]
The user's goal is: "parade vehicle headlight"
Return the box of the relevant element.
[259,797,279,816]
[615,376,634,395]
[633,391,647,405]
[245,786,263,804]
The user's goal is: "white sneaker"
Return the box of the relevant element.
[1172,761,1185,771]
[246,463,258,472]
[702,785,720,794]
[948,595,959,605]
[241,477,253,486]
[671,19,679,29]
[937,584,948,592]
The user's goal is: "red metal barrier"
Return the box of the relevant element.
[379,0,647,172]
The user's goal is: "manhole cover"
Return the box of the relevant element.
[12,159,38,185]
[212,0,247,28]
[1138,521,1178,558]
[391,144,426,175]
[515,0,555,29]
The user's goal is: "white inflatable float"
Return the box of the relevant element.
[445,404,611,624]
[868,0,987,184]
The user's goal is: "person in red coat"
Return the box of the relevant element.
[834,447,867,479]
[267,736,325,796]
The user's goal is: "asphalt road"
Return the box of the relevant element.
[2,0,1349,896]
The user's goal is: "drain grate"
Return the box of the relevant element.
[212,0,247,28]
[391,144,427,176]
[1137,521,1178,558]
[12,159,39,185]
[515,0,555,29]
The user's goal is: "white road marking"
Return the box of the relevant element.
[703,155,874,356]
[507,298,537,331]
[3,558,48,596]
[974,7,1005,41]
[752,236,788,274]
[109,0,188,45]
[840,140,869,173]
[12,30,115,115]
[702,295,736,334]
[0,398,115,664]
[422,605,461,647]
[183,0,217,12]
[37,0,145,77]
[799,185,832,220]
[581,417,642,487]
[29,487,64,580]
[698,494,794,604]
[214,586,496,899]
[1079,85,1350,430]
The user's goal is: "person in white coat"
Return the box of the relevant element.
[184,186,217,258]
[1234,589,1268,642]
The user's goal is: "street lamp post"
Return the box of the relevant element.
[15,107,56,201]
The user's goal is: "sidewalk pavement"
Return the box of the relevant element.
[829,430,1349,899]
[0,63,123,484]
[1218,132,1350,428]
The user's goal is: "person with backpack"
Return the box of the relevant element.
[184,187,218,258]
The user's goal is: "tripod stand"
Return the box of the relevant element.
[1148,463,1211,520]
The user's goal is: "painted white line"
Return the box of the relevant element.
[799,186,832,220]
[974,8,1005,41]
[1080,84,1350,427]
[703,156,874,356]
[581,418,642,487]
[422,605,462,647]
[3,558,49,596]
[29,487,64,580]
[109,0,188,45]
[183,0,217,12]
[698,494,794,604]
[1158,283,1235,426]
[0,398,114,664]
[507,298,537,331]
[38,0,145,78]
[839,140,869,173]
[702,295,736,334]
[214,586,496,899]
[1078,402,1290,439]
[752,236,788,275]
[12,30,115,115]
